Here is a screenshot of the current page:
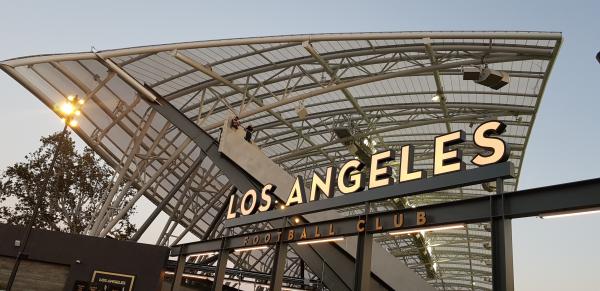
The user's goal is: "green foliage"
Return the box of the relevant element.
[0,131,137,239]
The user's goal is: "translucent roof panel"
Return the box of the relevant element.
[1,31,561,291]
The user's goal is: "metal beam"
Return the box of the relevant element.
[354,203,374,291]
[269,242,288,291]
[144,93,391,290]
[200,55,536,131]
[201,187,237,241]
[226,162,515,228]
[131,152,206,241]
[172,176,600,255]
[491,178,514,291]
[212,247,231,291]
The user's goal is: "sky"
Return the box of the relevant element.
[0,1,599,290]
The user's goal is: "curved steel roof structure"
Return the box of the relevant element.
[1,31,561,290]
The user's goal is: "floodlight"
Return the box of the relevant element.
[476,68,510,90]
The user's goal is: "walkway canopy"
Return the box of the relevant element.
[1,31,561,290]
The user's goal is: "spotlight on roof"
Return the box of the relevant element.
[295,102,308,120]
[463,66,510,90]
[334,128,371,163]
[462,67,481,80]
[477,68,510,90]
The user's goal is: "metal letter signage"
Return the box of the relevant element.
[225,120,512,227]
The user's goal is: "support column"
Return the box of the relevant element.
[212,247,230,291]
[171,255,186,291]
[492,178,514,291]
[354,203,373,291]
[269,242,288,291]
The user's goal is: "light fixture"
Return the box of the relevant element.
[191,251,218,257]
[164,271,209,280]
[233,245,268,253]
[389,224,465,236]
[462,67,481,80]
[431,94,441,102]
[280,205,286,210]
[294,217,301,223]
[165,271,310,291]
[477,68,510,89]
[60,103,75,116]
[463,66,510,90]
[539,208,600,219]
[295,102,308,120]
[296,237,344,245]
[56,95,85,128]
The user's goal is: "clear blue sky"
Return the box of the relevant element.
[1,1,599,290]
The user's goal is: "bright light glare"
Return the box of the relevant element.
[539,209,600,219]
[67,95,75,101]
[69,120,78,127]
[432,94,440,101]
[60,103,75,115]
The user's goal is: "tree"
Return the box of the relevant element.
[0,131,137,239]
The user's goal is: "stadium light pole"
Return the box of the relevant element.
[5,95,84,290]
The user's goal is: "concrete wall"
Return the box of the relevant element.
[0,256,69,291]
[0,223,170,291]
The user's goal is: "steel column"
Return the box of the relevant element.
[354,203,373,291]
[171,255,186,291]
[212,247,231,291]
[492,178,514,291]
[354,228,373,291]
[269,242,288,291]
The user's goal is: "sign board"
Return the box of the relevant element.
[225,120,511,227]
[90,271,135,291]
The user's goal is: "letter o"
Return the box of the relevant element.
[240,189,259,216]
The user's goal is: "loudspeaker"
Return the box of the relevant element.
[462,67,481,80]
[477,68,509,90]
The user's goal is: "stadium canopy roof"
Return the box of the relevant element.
[1,31,561,290]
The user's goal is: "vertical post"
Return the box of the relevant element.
[212,247,230,291]
[269,242,288,291]
[171,255,186,291]
[7,124,69,291]
[354,202,373,291]
[492,178,514,291]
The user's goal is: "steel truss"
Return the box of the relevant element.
[1,31,562,291]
